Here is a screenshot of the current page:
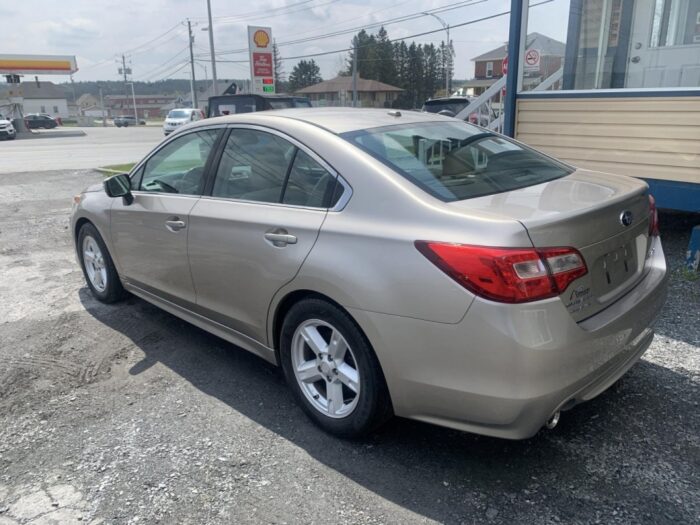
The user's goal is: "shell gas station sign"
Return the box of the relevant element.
[0,54,78,75]
[248,26,275,94]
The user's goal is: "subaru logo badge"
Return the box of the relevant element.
[619,210,633,227]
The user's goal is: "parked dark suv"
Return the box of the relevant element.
[207,94,312,118]
[24,114,58,129]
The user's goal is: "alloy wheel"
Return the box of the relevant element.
[291,319,360,418]
[82,235,108,292]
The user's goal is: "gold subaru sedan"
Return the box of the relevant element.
[71,109,668,439]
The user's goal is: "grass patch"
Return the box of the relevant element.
[99,162,136,173]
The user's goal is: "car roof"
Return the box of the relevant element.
[199,107,456,135]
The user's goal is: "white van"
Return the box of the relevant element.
[163,108,205,136]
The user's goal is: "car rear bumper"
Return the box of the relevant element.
[350,236,668,439]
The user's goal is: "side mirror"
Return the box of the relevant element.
[104,173,134,205]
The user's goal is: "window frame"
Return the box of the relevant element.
[128,125,226,198]
[201,124,352,211]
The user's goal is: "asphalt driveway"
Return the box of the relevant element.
[0,169,698,524]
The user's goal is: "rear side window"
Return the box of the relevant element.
[283,150,335,207]
[212,129,294,203]
[211,128,339,208]
[343,122,573,202]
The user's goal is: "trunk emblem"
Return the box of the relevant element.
[619,210,634,227]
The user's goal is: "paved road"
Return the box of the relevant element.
[0,169,698,524]
[0,127,164,173]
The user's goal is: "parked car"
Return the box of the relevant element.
[114,115,145,127]
[163,108,205,136]
[206,94,312,117]
[71,108,667,439]
[0,114,16,140]
[422,96,496,127]
[24,114,58,129]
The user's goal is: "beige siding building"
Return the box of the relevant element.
[515,95,700,186]
[295,76,403,108]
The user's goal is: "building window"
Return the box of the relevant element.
[486,61,494,78]
[521,0,700,92]
[40,105,46,113]
[53,106,59,113]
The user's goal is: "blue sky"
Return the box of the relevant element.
[2,0,571,83]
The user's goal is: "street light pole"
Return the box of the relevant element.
[423,12,451,96]
[206,0,218,96]
[127,82,138,123]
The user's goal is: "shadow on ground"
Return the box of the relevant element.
[79,287,698,524]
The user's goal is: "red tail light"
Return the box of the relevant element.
[648,194,660,237]
[415,242,587,304]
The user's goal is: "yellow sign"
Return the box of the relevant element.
[253,30,270,48]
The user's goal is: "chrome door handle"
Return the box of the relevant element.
[264,231,297,246]
[165,219,186,232]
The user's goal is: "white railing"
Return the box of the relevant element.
[454,67,564,132]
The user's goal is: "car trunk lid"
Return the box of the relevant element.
[448,169,652,321]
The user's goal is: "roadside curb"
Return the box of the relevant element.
[94,168,124,175]
[16,130,87,140]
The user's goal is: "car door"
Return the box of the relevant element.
[187,126,340,344]
[110,127,222,307]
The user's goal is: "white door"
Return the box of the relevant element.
[626,0,700,87]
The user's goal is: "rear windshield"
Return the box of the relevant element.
[168,110,190,118]
[422,99,470,114]
[268,99,295,109]
[209,96,256,116]
[343,121,573,202]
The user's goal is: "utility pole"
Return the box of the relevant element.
[206,0,218,96]
[351,41,358,107]
[187,19,198,109]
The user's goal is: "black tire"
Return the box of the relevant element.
[123,122,129,127]
[77,223,127,303]
[280,298,392,438]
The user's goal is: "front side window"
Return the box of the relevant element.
[212,129,295,203]
[140,129,220,195]
[344,121,572,202]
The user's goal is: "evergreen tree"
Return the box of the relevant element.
[272,39,285,89]
[288,59,322,92]
[374,27,397,85]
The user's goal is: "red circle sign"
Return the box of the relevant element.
[502,55,508,74]
[525,49,540,66]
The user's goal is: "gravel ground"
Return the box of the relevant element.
[0,169,698,525]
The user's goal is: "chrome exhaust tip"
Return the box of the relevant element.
[545,411,560,430]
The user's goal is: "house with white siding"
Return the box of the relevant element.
[19,81,69,119]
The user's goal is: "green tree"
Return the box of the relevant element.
[272,39,287,92]
[288,59,322,92]
[374,26,397,85]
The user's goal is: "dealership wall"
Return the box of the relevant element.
[515,96,700,185]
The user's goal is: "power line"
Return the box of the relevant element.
[200,0,317,22]
[206,0,485,57]
[209,1,553,64]
[122,23,184,56]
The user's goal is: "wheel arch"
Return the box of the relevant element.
[270,288,394,412]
